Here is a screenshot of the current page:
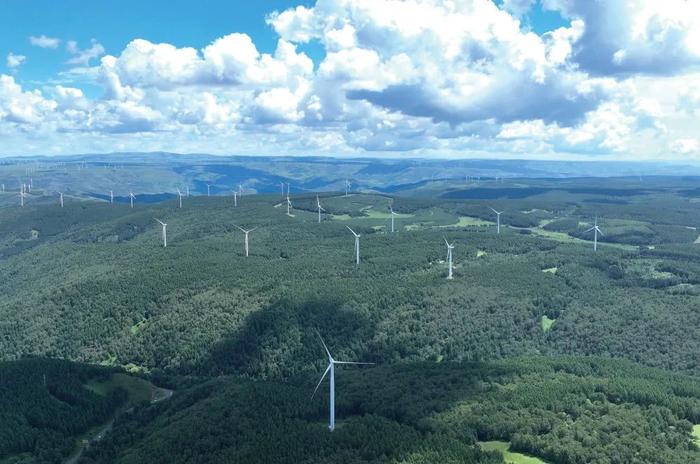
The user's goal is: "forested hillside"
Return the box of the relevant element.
[81,357,700,464]
[0,358,124,463]
[1,176,700,463]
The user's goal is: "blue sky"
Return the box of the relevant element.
[1,0,699,159]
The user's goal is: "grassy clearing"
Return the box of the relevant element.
[364,209,414,219]
[86,373,153,406]
[542,267,557,274]
[693,425,700,445]
[444,216,492,227]
[330,214,353,221]
[541,315,556,332]
[479,441,548,464]
[477,250,487,257]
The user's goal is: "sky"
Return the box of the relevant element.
[1,0,700,160]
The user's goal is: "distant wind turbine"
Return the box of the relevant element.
[316,195,325,223]
[490,207,503,234]
[233,190,238,207]
[154,218,167,247]
[110,190,113,204]
[389,206,398,233]
[287,195,293,216]
[238,184,243,196]
[207,184,211,197]
[235,225,257,257]
[129,192,135,209]
[444,238,454,279]
[345,179,351,197]
[59,192,64,208]
[585,217,604,251]
[177,188,183,208]
[312,332,374,432]
[18,190,25,207]
[346,226,361,265]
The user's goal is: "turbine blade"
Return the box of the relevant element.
[311,363,332,399]
[346,225,357,236]
[333,361,375,365]
[318,332,333,361]
[597,228,605,237]
[585,226,595,233]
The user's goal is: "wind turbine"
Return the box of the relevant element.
[585,217,604,251]
[238,184,243,196]
[389,206,398,233]
[490,207,503,234]
[346,226,361,265]
[59,192,64,208]
[154,219,167,247]
[2,184,4,192]
[110,190,114,204]
[177,188,183,208]
[316,195,325,223]
[312,333,374,432]
[18,190,25,207]
[286,195,293,216]
[235,225,257,257]
[444,238,454,279]
[345,179,351,197]
[129,192,135,208]
[207,184,211,197]
[233,190,238,207]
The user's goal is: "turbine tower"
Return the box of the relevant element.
[129,192,135,208]
[312,333,373,432]
[177,188,183,208]
[345,179,351,197]
[207,184,211,197]
[18,190,25,207]
[389,206,398,233]
[154,219,167,247]
[286,195,293,216]
[59,192,64,208]
[585,217,605,251]
[233,191,238,207]
[346,226,361,265]
[110,190,114,204]
[316,195,325,223]
[235,226,257,257]
[444,238,454,279]
[490,207,503,234]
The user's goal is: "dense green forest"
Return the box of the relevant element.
[0,358,125,463]
[1,176,700,462]
[80,357,700,464]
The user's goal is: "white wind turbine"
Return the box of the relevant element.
[389,206,398,233]
[585,216,604,251]
[129,192,136,208]
[286,192,293,216]
[490,207,503,234]
[177,188,184,208]
[312,333,374,432]
[235,225,257,257]
[154,218,167,247]
[59,192,64,208]
[207,184,211,197]
[110,190,114,204]
[444,238,454,279]
[233,190,238,207]
[238,184,243,196]
[346,226,361,265]
[316,195,325,223]
[18,189,25,207]
[345,179,351,197]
